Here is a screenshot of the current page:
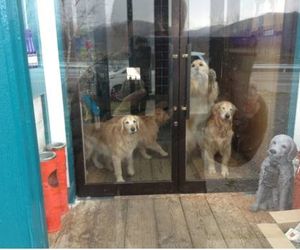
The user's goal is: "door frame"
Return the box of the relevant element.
[72,0,266,197]
[73,0,183,197]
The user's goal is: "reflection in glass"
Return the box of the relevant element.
[185,0,300,192]
[61,0,172,183]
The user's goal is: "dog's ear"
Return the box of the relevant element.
[134,116,140,130]
[288,139,298,162]
[212,102,221,116]
[120,116,125,132]
[231,104,238,114]
[269,137,275,149]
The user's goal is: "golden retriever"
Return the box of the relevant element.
[138,108,170,159]
[84,115,140,182]
[186,59,219,156]
[202,101,237,177]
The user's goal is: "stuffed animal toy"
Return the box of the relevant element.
[251,134,298,212]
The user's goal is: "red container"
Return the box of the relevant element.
[47,142,69,215]
[293,152,300,209]
[40,151,61,233]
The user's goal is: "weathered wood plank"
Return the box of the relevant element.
[88,198,127,248]
[206,193,263,248]
[270,209,300,224]
[50,193,277,249]
[230,193,274,248]
[125,198,157,248]
[154,196,193,248]
[53,201,98,248]
[115,198,128,247]
[180,194,227,248]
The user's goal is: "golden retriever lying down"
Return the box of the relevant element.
[84,115,140,182]
[201,101,237,177]
[138,108,170,159]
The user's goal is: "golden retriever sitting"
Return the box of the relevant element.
[138,108,170,159]
[186,59,219,155]
[202,101,237,177]
[84,115,140,182]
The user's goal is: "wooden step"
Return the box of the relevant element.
[257,223,295,249]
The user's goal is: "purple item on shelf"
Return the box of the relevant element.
[25,29,38,68]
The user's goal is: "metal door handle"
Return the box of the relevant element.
[185,43,191,119]
[173,121,179,127]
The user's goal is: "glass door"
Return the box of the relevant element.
[182,0,300,192]
[61,0,300,196]
[61,0,181,196]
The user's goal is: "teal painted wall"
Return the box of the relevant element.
[0,0,48,247]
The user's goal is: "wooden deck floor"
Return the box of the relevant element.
[49,193,274,248]
[86,151,260,190]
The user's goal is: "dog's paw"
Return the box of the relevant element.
[116,177,125,183]
[250,204,259,212]
[127,168,135,176]
[94,162,104,169]
[208,167,217,175]
[209,69,217,82]
[161,151,168,157]
[221,168,229,178]
[143,154,152,160]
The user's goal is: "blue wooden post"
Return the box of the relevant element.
[0,0,48,247]
[288,11,300,137]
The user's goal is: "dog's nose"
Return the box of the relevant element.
[131,127,136,132]
[269,149,276,155]
[225,113,230,119]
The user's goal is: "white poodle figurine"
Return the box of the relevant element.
[251,134,298,212]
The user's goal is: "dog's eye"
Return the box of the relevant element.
[222,107,225,110]
[133,120,136,123]
[273,141,276,144]
[192,64,195,68]
[282,145,287,149]
[125,121,129,124]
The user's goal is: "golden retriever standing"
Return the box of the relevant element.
[84,115,140,182]
[186,59,219,155]
[202,101,237,177]
[138,108,170,159]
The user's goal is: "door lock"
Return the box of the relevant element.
[173,121,179,127]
